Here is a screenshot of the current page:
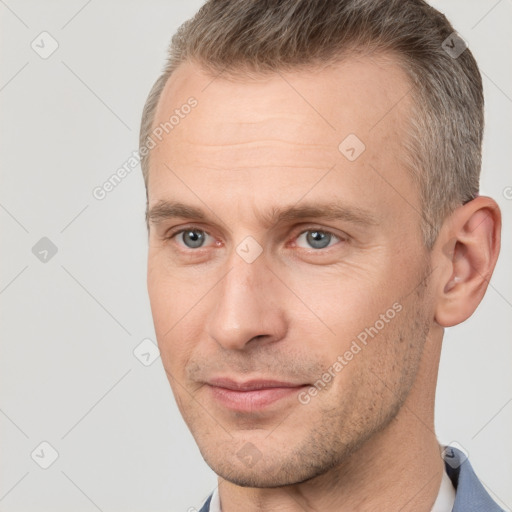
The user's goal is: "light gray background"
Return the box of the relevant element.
[0,1,511,510]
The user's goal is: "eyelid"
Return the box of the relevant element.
[291,226,345,250]
[294,226,342,238]
[165,224,348,251]
[165,226,216,248]
[165,226,204,239]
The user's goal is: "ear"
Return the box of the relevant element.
[433,196,501,327]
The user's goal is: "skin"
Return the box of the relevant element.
[145,55,501,511]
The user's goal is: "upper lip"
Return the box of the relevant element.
[206,377,306,391]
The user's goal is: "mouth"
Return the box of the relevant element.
[204,377,309,412]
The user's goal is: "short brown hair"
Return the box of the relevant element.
[139,0,483,247]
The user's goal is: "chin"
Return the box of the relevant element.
[200,440,344,489]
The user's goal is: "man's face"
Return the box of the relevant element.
[146,56,435,486]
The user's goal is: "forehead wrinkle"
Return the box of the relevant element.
[169,138,340,173]
[177,139,332,149]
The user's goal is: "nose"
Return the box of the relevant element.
[206,252,287,351]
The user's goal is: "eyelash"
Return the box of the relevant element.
[164,226,345,251]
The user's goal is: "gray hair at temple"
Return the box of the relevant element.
[139,0,483,248]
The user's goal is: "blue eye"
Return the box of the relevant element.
[178,229,210,249]
[296,230,339,250]
[168,227,341,252]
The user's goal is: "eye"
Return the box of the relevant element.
[172,228,214,249]
[295,229,340,250]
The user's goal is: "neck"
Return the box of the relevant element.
[218,332,444,512]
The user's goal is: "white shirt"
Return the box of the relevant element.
[206,468,455,512]
[431,468,456,511]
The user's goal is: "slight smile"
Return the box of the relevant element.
[205,378,309,412]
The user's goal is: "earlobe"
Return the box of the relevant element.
[434,197,501,328]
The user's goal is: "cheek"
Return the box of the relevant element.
[314,305,417,432]
[147,252,204,330]
[284,265,398,350]
[147,263,200,374]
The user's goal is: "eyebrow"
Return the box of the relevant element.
[146,200,378,228]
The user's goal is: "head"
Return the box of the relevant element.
[141,0,500,489]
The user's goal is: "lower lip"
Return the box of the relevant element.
[207,385,306,412]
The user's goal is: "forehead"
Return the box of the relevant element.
[153,54,411,148]
[147,55,418,230]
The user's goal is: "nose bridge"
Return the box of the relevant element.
[207,249,284,350]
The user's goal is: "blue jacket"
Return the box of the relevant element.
[198,447,504,511]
